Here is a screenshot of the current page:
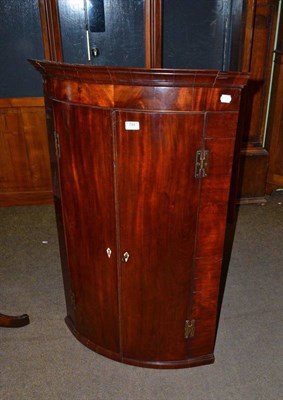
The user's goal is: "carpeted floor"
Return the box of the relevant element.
[0,192,282,400]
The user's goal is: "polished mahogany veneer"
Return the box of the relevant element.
[30,60,248,368]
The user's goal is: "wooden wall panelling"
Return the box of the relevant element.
[0,98,52,206]
[238,0,279,202]
[265,51,283,193]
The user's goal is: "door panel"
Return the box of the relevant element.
[88,0,145,66]
[162,0,245,70]
[116,111,204,362]
[54,103,119,353]
[58,0,145,67]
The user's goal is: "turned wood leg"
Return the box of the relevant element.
[0,313,30,328]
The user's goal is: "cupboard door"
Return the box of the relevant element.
[116,112,204,363]
[54,103,120,354]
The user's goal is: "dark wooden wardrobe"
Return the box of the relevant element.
[31,60,248,368]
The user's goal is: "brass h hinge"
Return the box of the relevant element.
[54,131,61,159]
[185,319,195,339]
[195,150,209,178]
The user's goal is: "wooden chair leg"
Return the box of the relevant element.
[0,313,30,328]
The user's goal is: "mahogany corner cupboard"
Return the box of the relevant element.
[30,60,248,368]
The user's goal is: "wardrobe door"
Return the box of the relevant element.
[54,103,120,354]
[116,111,204,365]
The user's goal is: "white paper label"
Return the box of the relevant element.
[125,121,140,130]
[220,94,232,104]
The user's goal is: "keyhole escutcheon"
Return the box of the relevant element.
[122,252,130,263]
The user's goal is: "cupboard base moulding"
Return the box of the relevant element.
[65,316,215,369]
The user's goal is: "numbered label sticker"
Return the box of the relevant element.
[220,94,232,104]
[125,121,140,130]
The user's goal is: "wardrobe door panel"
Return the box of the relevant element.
[58,0,145,66]
[116,111,204,364]
[54,103,120,354]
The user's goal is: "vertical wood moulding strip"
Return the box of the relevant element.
[241,0,256,72]
[144,0,163,68]
[152,0,162,68]
[144,0,151,68]
[111,110,123,357]
[38,0,63,62]
[38,0,51,60]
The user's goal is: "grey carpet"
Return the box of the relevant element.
[0,193,283,400]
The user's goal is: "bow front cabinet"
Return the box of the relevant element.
[31,60,248,368]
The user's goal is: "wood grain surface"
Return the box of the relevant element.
[0,98,52,206]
